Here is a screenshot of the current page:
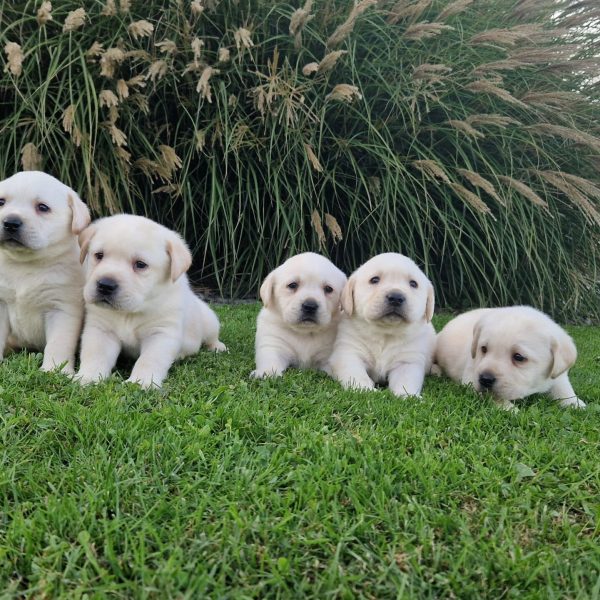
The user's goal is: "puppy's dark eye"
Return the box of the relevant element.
[481,345,487,354]
[409,280,418,288]
[287,282,298,290]
[37,203,50,213]
[94,251,104,261]
[0,198,5,206]
[324,285,333,294]
[369,276,380,284]
[134,260,148,270]
[513,353,526,363]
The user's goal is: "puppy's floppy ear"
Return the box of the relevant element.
[340,276,356,316]
[68,193,91,234]
[166,234,192,282]
[470,318,483,359]
[425,282,435,322]
[549,330,577,378]
[259,271,276,308]
[78,224,97,264]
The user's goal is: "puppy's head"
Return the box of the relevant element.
[341,253,434,326]
[0,171,90,254]
[259,252,346,330]
[470,306,577,401]
[79,214,192,312]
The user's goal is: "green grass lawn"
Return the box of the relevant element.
[0,304,598,598]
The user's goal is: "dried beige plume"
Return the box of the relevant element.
[412,63,452,81]
[119,0,131,13]
[197,66,219,102]
[128,20,154,40]
[116,79,129,100]
[437,0,472,21]
[521,91,584,110]
[510,45,578,65]
[457,169,505,206]
[62,105,75,133]
[326,84,362,103]
[450,183,492,215]
[472,60,527,75]
[99,89,119,108]
[145,60,168,83]
[218,47,230,63]
[404,22,453,40]
[466,113,520,128]
[327,0,378,47]
[228,94,237,107]
[157,40,177,55]
[87,42,104,59]
[37,1,53,26]
[130,93,149,114]
[465,80,528,108]
[127,75,146,89]
[159,145,182,175]
[304,143,323,172]
[470,24,550,46]
[446,120,484,139]
[325,214,343,242]
[498,175,548,210]
[4,42,23,77]
[318,50,347,73]
[311,210,326,248]
[290,0,314,48]
[63,8,86,32]
[101,0,117,16]
[100,47,125,78]
[412,159,450,184]
[388,0,430,25]
[116,147,131,166]
[528,123,600,154]
[302,62,319,76]
[191,0,204,16]
[21,143,43,171]
[195,129,207,152]
[191,38,204,64]
[107,123,127,147]
[234,27,254,50]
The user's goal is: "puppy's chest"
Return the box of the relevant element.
[293,333,334,367]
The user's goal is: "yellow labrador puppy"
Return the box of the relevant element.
[252,252,347,378]
[434,306,584,410]
[330,253,435,397]
[76,215,225,388]
[0,171,90,373]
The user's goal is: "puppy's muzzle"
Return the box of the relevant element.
[96,277,119,301]
[3,216,23,233]
[478,371,496,390]
[299,299,319,323]
[381,291,406,319]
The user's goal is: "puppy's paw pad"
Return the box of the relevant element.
[560,397,586,409]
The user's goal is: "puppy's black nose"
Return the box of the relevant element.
[386,292,405,306]
[96,277,119,296]
[478,372,496,389]
[301,299,319,314]
[3,217,22,233]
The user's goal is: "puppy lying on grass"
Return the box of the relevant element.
[252,252,347,378]
[0,171,90,373]
[76,214,225,388]
[433,306,584,410]
[330,253,436,397]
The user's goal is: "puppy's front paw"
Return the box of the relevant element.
[342,377,376,392]
[496,399,519,412]
[126,374,161,389]
[250,368,283,379]
[41,361,74,375]
[75,371,102,385]
[207,340,227,353]
[559,396,586,409]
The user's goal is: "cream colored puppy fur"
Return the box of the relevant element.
[76,215,225,388]
[434,306,584,410]
[329,253,435,397]
[0,171,90,373]
[252,252,347,378]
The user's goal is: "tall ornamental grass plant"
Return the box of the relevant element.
[1,0,599,319]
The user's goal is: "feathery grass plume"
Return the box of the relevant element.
[157,40,177,55]
[290,0,314,48]
[3,43,23,77]
[195,129,207,152]
[197,67,219,102]
[470,24,548,46]
[466,114,520,128]
[509,45,578,64]
[21,143,42,171]
[450,183,492,215]
[234,28,254,50]
[127,75,145,89]
[302,62,319,76]
[36,1,52,26]
[128,20,154,40]
[100,47,125,78]
[87,42,104,60]
[146,60,168,83]
[191,0,204,16]
[116,79,129,100]
[412,159,451,184]
[304,143,323,172]
[62,105,75,133]
[412,63,452,81]
[310,210,326,248]
[324,214,343,242]
[437,0,472,21]
[472,60,527,75]
[159,145,183,177]
[191,38,204,64]
[498,176,548,210]
[99,89,119,108]
[102,0,117,16]
[107,123,127,147]
[326,84,362,103]
[446,120,484,139]
[404,22,454,40]
[218,47,230,63]
[119,0,131,13]
[537,171,600,226]
[457,169,505,206]
[521,91,585,110]
[465,80,528,108]
[327,0,378,47]
[63,8,86,32]
[318,50,347,73]
[528,123,600,154]
[388,0,431,25]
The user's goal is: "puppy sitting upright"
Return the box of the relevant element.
[330,253,436,397]
[76,215,226,388]
[434,306,584,410]
[252,252,347,378]
[0,171,90,373]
